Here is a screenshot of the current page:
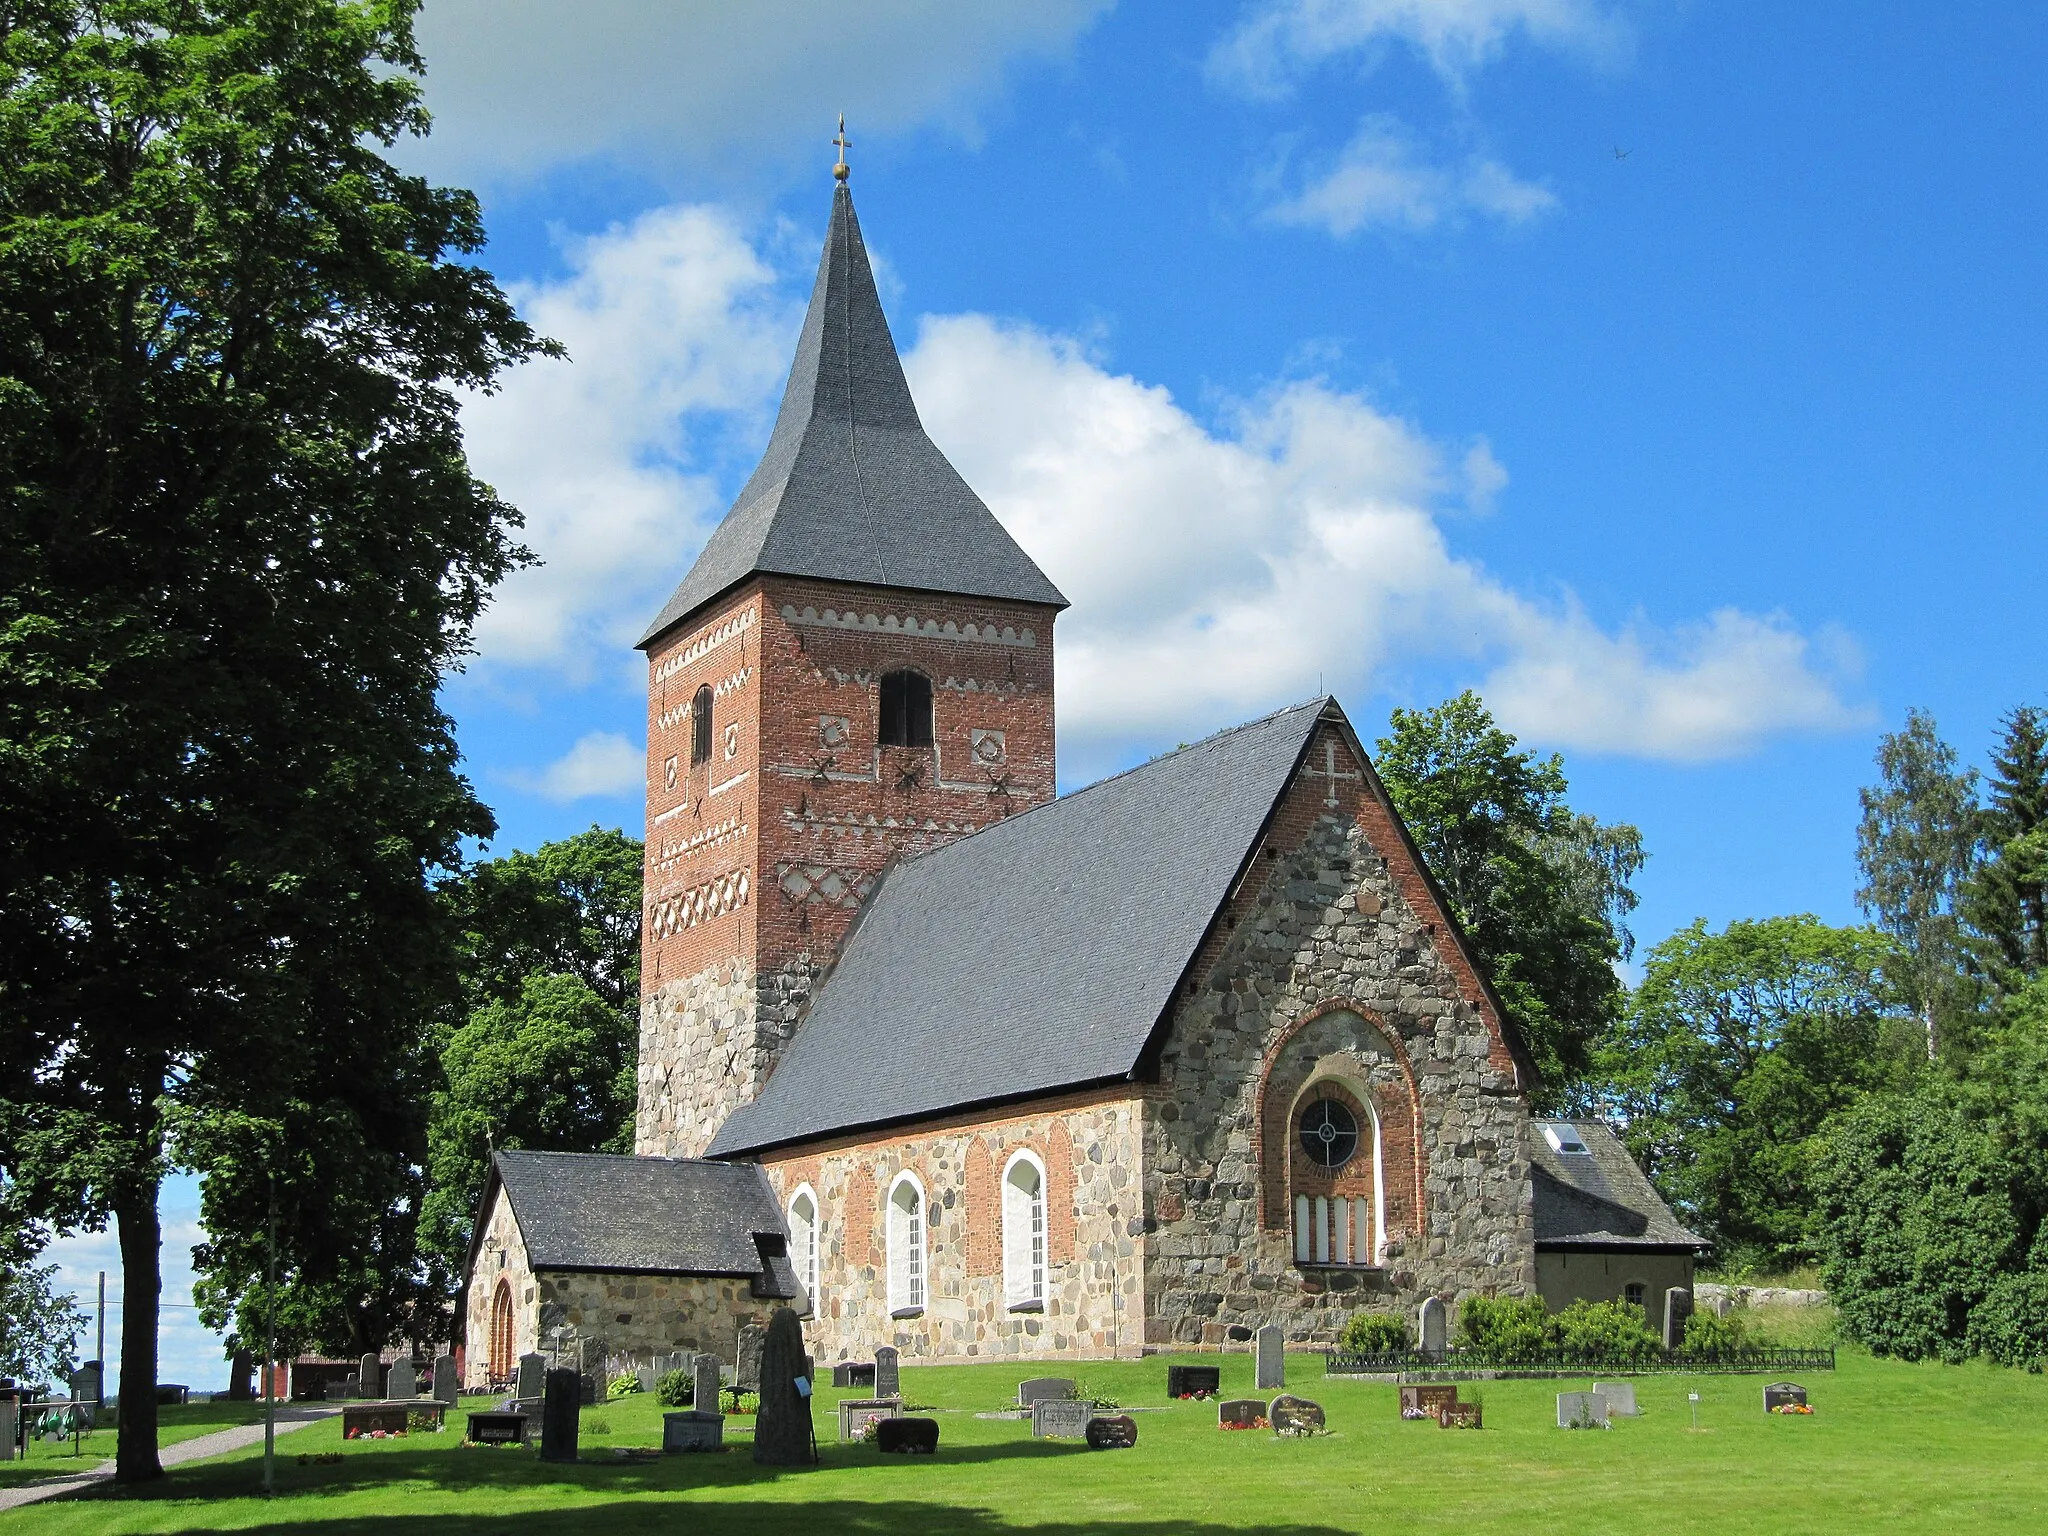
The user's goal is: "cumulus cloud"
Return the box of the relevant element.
[463,207,1863,774]
[1211,0,1622,94]
[1265,115,1556,235]
[406,0,1114,186]
[511,733,647,802]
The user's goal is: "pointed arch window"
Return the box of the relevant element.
[690,685,714,766]
[886,1171,926,1317]
[788,1186,820,1318]
[1003,1151,1047,1311]
[488,1279,515,1385]
[879,670,933,748]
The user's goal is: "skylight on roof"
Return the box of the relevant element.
[1541,1123,1591,1155]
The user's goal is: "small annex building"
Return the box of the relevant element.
[459,166,1694,1376]
[462,1150,798,1389]
[1530,1119,1708,1340]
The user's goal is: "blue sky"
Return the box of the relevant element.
[48,0,2047,1392]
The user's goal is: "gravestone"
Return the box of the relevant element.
[1031,1398,1094,1439]
[1418,1296,1447,1355]
[662,1410,723,1452]
[736,1324,766,1393]
[694,1354,723,1417]
[1763,1381,1808,1413]
[875,1417,939,1454]
[838,1397,903,1441]
[1166,1364,1220,1398]
[1255,1324,1286,1390]
[540,1368,580,1462]
[1087,1414,1139,1450]
[464,1409,528,1445]
[0,1399,14,1462]
[1662,1287,1694,1352]
[1268,1394,1326,1435]
[70,1363,102,1412]
[1592,1380,1640,1416]
[637,1366,655,1393]
[359,1353,381,1398]
[753,1307,813,1467]
[387,1360,417,1400]
[1218,1398,1267,1429]
[1556,1391,1609,1429]
[432,1354,459,1404]
[1399,1383,1459,1421]
[1016,1376,1075,1408]
[579,1373,600,1406]
[832,1361,876,1389]
[327,1379,351,1402]
[517,1352,546,1403]
[874,1345,900,1401]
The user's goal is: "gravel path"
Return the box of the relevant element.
[0,1405,338,1512]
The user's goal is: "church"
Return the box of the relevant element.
[458,169,1699,1385]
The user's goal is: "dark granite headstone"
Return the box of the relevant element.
[873,1345,900,1401]
[752,1307,813,1467]
[465,1410,528,1445]
[875,1417,939,1454]
[1763,1381,1808,1413]
[1167,1364,1221,1398]
[832,1361,876,1389]
[1269,1394,1326,1434]
[1087,1414,1139,1449]
[736,1324,766,1393]
[516,1352,546,1403]
[358,1353,380,1398]
[1218,1398,1267,1428]
[540,1368,580,1461]
[694,1353,722,1416]
[387,1359,417,1399]
[432,1355,459,1404]
[578,1373,599,1406]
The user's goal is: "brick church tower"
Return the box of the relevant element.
[634,176,1067,1158]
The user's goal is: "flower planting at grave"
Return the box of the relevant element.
[1770,1402,1815,1414]
[1219,1416,1269,1431]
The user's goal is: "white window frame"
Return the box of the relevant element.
[1001,1149,1048,1312]
[885,1171,926,1317]
[1289,1075,1387,1267]
[787,1184,820,1319]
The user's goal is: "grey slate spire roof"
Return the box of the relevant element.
[637,183,1067,648]
[708,699,1333,1156]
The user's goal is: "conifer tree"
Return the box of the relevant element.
[1964,706,2048,995]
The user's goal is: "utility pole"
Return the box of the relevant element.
[262,1170,277,1496]
[95,1273,105,1411]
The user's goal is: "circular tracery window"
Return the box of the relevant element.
[1298,1098,1359,1169]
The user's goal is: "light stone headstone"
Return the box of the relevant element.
[874,1345,901,1401]
[837,1397,903,1442]
[636,1366,656,1393]
[516,1352,546,1403]
[1557,1391,1609,1429]
[1254,1324,1286,1390]
[1016,1376,1074,1408]
[1031,1398,1095,1439]
[694,1352,723,1414]
[1418,1296,1447,1355]
[736,1325,765,1392]
[387,1360,417,1399]
[359,1353,381,1398]
[432,1355,459,1404]
[1663,1287,1694,1352]
[1592,1380,1639,1416]
[663,1410,723,1452]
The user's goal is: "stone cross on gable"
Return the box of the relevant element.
[1302,739,1362,808]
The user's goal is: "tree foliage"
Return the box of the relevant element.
[1375,692,1644,1098]
[0,0,542,1476]
[0,1190,84,1386]
[1593,915,1912,1270]
[1962,706,2048,996]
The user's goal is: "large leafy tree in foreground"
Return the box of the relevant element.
[1375,692,1645,1100]
[0,0,544,1479]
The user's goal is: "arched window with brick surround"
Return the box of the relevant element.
[1289,1081,1381,1266]
[886,1171,926,1316]
[1002,1150,1047,1311]
[878,669,933,748]
[488,1279,514,1383]
[788,1185,820,1317]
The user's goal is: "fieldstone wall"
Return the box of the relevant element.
[531,1270,766,1370]
[1142,722,1535,1346]
[636,956,819,1157]
[759,1092,1143,1363]
[462,1187,537,1388]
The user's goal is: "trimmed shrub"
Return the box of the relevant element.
[1552,1298,1660,1362]
[1338,1312,1412,1355]
[607,1373,642,1399]
[654,1368,692,1407]
[1456,1294,1553,1362]
[1683,1308,1746,1360]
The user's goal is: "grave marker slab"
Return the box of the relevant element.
[358,1353,380,1398]
[0,1400,14,1462]
[1255,1324,1286,1390]
[876,1417,939,1454]
[694,1353,722,1416]
[1016,1376,1075,1407]
[1557,1391,1609,1429]
[736,1324,765,1392]
[1592,1380,1640,1416]
[1218,1398,1267,1429]
[1087,1414,1139,1450]
[662,1410,723,1452]
[464,1410,527,1445]
[540,1368,580,1462]
[837,1397,903,1441]
[1763,1381,1809,1414]
[873,1345,900,1401]
[1166,1364,1220,1399]
[1418,1296,1447,1355]
[432,1355,459,1404]
[516,1352,546,1403]
[1269,1394,1325,1435]
[1400,1383,1459,1420]
[387,1360,417,1399]
[1031,1398,1095,1439]
[1662,1287,1694,1352]
[832,1362,876,1389]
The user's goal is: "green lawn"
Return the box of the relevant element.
[1,1399,268,1487]
[11,1350,2044,1534]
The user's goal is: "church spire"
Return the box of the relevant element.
[637,170,1067,649]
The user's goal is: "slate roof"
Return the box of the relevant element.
[481,1150,798,1293]
[637,182,1067,649]
[1528,1121,1707,1252]
[708,698,1333,1156]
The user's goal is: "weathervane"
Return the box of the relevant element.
[833,114,851,181]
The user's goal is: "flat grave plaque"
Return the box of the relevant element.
[341,1402,442,1438]
[1268,1394,1325,1435]
[1400,1383,1459,1421]
[1557,1391,1609,1429]
[1087,1414,1139,1450]
[875,1417,939,1454]
[838,1397,903,1442]
[1437,1400,1483,1429]
[1031,1398,1095,1439]
[465,1410,528,1445]
[662,1410,724,1452]
[1166,1364,1221,1399]
[1218,1398,1267,1429]
[1017,1376,1076,1407]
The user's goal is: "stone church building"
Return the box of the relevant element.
[459,174,1697,1382]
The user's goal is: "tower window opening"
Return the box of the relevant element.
[879,670,933,748]
[690,685,714,766]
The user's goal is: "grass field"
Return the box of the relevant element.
[11,1349,2045,1534]
[0,1400,266,1487]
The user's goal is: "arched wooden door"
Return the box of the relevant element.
[488,1279,514,1383]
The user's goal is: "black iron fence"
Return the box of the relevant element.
[1325,1346,1836,1377]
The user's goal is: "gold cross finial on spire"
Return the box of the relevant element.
[833,114,852,181]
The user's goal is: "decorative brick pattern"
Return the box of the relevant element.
[1045,1121,1077,1266]
[963,1141,997,1277]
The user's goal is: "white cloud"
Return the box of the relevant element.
[464,205,797,675]
[512,732,646,802]
[1211,0,1621,94]
[461,207,1863,774]
[406,0,1114,186]
[1265,115,1556,235]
